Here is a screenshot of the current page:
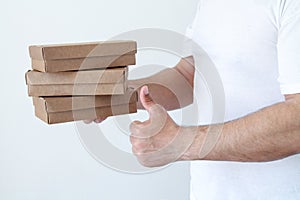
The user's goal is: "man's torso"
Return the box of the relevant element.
[189,0,300,199]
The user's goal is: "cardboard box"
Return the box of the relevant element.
[32,89,138,112]
[34,103,137,124]
[25,67,128,96]
[31,54,136,72]
[26,67,127,84]
[27,84,127,96]
[29,40,137,72]
[29,40,137,60]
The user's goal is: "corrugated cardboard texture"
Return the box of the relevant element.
[26,67,127,85]
[28,82,127,96]
[34,103,137,124]
[31,54,136,72]
[29,40,137,60]
[32,89,138,112]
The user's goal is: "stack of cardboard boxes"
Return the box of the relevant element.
[25,41,138,124]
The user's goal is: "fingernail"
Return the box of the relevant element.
[143,86,149,95]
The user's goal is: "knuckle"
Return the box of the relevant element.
[130,128,142,137]
[138,157,155,168]
[132,140,149,151]
[129,136,136,144]
[131,139,153,158]
[132,147,138,155]
[129,121,142,133]
[137,157,147,165]
[132,120,142,126]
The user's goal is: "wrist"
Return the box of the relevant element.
[179,126,208,161]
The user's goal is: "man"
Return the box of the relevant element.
[88,0,300,199]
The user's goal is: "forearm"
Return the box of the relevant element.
[129,58,195,111]
[183,94,300,162]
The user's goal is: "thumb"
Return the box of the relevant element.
[138,85,168,137]
[140,85,156,111]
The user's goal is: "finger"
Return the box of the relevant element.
[130,135,149,149]
[129,120,145,138]
[84,120,93,124]
[138,86,169,137]
[144,104,168,136]
[140,85,156,111]
[94,117,107,124]
[139,85,167,122]
[130,105,168,138]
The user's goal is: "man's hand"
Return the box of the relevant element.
[129,86,197,167]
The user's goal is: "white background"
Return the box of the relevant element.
[0,0,199,199]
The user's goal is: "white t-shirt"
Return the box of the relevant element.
[186,0,300,199]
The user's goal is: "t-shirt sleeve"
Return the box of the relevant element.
[182,1,202,57]
[277,0,300,95]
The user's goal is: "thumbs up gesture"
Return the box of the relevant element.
[130,86,196,167]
